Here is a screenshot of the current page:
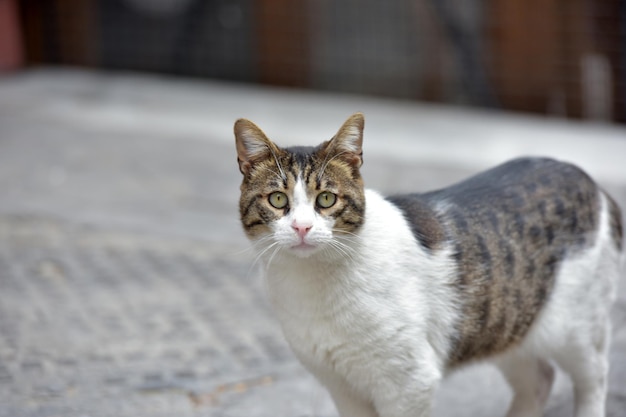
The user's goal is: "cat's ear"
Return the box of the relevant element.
[234,118,279,175]
[324,112,364,168]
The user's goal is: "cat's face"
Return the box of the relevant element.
[235,113,366,259]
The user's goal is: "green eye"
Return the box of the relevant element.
[268,192,288,209]
[316,191,337,208]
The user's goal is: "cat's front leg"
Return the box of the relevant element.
[313,370,378,417]
[370,365,440,417]
[328,385,379,417]
[373,386,435,417]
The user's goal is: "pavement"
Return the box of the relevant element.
[0,68,625,417]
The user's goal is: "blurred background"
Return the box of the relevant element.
[1,1,626,417]
[2,0,625,122]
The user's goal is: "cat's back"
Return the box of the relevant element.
[389,157,609,254]
[388,157,623,365]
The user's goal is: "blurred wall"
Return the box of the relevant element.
[0,0,24,71]
[14,0,626,123]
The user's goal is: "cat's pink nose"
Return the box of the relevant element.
[292,222,312,239]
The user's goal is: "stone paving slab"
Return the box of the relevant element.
[0,69,625,417]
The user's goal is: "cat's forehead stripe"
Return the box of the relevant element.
[282,149,316,183]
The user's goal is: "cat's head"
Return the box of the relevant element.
[234,113,366,259]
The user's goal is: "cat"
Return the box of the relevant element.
[234,112,623,417]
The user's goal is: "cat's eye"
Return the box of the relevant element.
[268,191,288,209]
[316,191,337,208]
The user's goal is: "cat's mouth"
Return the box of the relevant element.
[289,241,319,257]
[291,241,316,250]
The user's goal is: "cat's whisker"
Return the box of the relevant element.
[255,240,280,263]
[254,164,284,184]
[247,240,281,278]
[267,145,287,182]
[327,245,351,263]
[265,244,283,270]
[231,246,254,256]
[318,150,351,181]
[326,239,357,263]
[332,236,359,247]
[237,237,273,261]
[250,234,275,248]
[331,228,362,241]
[331,233,361,252]
[231,235,274,256]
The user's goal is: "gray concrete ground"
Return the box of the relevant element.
[0,68,625,417]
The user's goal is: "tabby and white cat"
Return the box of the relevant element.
[234,113,623,417]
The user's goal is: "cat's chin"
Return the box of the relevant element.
[289,242,320,258]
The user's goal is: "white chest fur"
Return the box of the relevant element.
[263,190,459,400]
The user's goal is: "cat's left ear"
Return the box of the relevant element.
[324,112,364,168]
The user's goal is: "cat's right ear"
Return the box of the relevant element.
[234,118,276,176]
